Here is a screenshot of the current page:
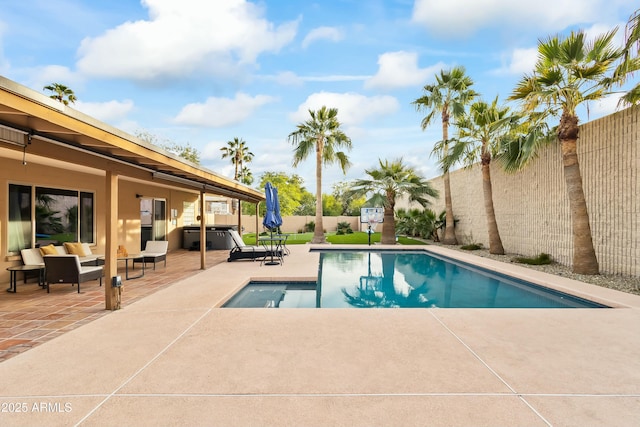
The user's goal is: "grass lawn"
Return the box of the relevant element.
[242,232,426,245]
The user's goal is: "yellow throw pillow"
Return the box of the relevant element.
[64,242,86,257]
[39,244,58,255]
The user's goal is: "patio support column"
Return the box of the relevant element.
[237,199,242,235]
[255,202,260,245]
[105,170,119,310]
[199,190,206,270]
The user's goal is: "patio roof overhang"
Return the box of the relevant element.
[0,76,265,204]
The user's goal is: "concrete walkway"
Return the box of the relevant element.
[1,245,639,426]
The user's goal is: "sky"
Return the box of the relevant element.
[0,0,637,193]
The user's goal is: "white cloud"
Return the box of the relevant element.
[289,92,399,127]
[76,0,298,81]
[301,26,343,49]
[586,93,627,119]
[75,99,134,122]
[365,51,445,90]
[266,71,305,86]
[411,0,624,37]
[494,47,538,76]
[173,92,277,127]
[25,65,83,94]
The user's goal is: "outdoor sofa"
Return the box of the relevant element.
[22,243,104,267]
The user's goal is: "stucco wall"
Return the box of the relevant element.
[426,105,639,277]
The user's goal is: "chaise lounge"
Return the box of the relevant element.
[43,254,104,293]
[227,230,268,262]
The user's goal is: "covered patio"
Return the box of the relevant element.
[0,76,265,310]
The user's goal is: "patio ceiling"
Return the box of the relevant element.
[0,76,264,203]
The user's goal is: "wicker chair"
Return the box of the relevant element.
[43,255,103,293]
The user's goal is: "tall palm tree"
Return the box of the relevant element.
[220,137,254,181]
[443,97,517,254]
[288,106,352,244]
[43,83,77,105]
[220,137,254,219]
[508,30,625,275]
[413,67,478,245]
[348,158,438,244]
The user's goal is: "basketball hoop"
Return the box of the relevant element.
[361,207,384,246]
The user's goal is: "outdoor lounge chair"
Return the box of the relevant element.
[227,230,268,262]
[43,254,103,293]
[133,240,168,270]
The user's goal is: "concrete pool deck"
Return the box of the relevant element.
[1,244,639,426]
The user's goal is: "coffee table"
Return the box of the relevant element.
[6,265,44,293]
[117,255,145,279]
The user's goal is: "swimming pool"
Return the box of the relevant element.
[222,250,608,308]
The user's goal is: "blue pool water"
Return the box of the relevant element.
[222,250,608,309]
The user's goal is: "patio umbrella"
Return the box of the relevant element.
[262,182,283,265]
[262,182,283,231]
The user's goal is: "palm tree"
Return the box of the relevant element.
[618,8,640,105]
[348,158,438,244]
[443,97,517,254]
[239,166,253,185]
[220,137,254,181]
[413,67,478,245]
[508,30,625,275]
[288,106,352,244]
[220,137,254,217]
[43,83,77,105]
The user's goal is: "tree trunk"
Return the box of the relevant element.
[481,152,504,255]
[312,140,326,244]
[441,109,457,245]
[442,170,457,245]
[381,203,396,244]
[559,113,599,274]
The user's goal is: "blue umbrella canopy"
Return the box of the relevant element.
[263,182,283,230]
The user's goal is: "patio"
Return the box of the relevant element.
[0,249,230,362]
[0,244,639,426]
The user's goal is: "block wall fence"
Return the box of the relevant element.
[426,105,639,277]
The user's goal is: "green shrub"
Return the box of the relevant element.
[304,221,315,232]
[461,243,483,250]
[336,221,353,235]
[512,253,553,265]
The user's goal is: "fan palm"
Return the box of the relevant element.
[348,158,438,244]
[443,97,517,254]
[413,66,478,245]
[508,30,626,275]
[43,83,77,105]
[618,8,640,106]
[288,106,352,244]
[220,137,254,181]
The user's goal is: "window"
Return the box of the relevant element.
[8,184,32,252]
[206,200,229,215]
[8,184,95,253]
